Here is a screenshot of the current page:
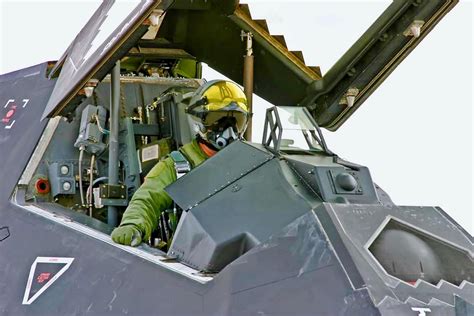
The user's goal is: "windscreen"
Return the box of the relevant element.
[277,106,324,151]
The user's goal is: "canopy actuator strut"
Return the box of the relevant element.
[241,30,254,142]
[108,61,120,227]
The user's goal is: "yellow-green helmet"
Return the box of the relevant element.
[186,80,249,149]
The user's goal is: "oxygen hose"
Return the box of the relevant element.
[78,147,85,207]
[89,154,95,217]
[86,176,109,210]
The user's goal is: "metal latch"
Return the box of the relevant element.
[170,151,191,178]
[98,184,128,206]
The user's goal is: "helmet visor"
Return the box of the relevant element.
[204,110,248,134]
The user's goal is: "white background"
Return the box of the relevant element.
[1,0,472,234]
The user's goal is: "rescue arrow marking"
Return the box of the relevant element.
[4,99,14,108]
[22,99,30,108]
[4,120,15,129]
[22,257,74,305]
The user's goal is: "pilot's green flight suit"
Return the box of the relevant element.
[112,139,208,245]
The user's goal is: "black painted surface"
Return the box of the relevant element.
[168,157,312,272]
[0,63,54,202]
[0,203,205,315]
[166,141,274,211]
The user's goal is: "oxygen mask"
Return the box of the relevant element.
[207,117,239,150]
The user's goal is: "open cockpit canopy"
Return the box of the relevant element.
[43,0,457,131]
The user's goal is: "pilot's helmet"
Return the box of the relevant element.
[186,80,249,149]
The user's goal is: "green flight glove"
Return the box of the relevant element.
[111,225,142,246]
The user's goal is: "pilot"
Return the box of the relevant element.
[111,80,249,246]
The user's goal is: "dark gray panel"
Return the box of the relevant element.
[168,158,311,272]
[0,63,54,202]
[0,203,206,315]
[204,211,378,316]
[166,140,274,211]
[313,203,366,289]
[456,296,474,316]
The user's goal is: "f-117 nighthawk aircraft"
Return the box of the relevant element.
[0,0,472,315]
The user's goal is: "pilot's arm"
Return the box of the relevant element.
[111,80,247,246]
[111,157,177,246]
